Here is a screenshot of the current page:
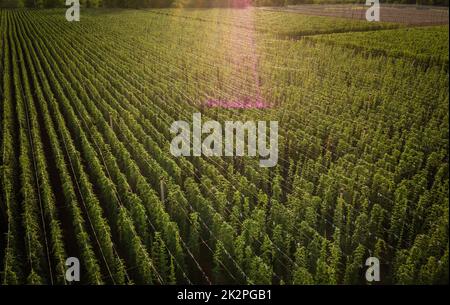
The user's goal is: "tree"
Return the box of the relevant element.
[0,0,24,7]
[44,0,64,7]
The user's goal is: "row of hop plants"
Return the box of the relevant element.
[59,6,446,282]
[21,14,159,283]
[40,6,274,282]
[91,8,446,282]
[1,10,24,285]
[2,8,448,284]
[13,9,121,284]
[311,26,449,67]
[27,8,287,284]
[19,8,198,284]
[12,16,68,284]
[10,17,49,283]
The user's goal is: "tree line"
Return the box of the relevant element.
[1,0,448,8]
[2,0,234,8]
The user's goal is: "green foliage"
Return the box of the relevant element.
[0,7,447,285]
[314,26,449,66]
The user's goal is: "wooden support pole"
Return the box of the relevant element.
[160,178,165,204]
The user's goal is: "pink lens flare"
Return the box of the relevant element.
[205,98,271,109]
[203,7,271,110]
[231,0,251,8]
[203,7,271,109]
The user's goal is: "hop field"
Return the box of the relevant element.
[312,25,449,65]
[0,8,448,285]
